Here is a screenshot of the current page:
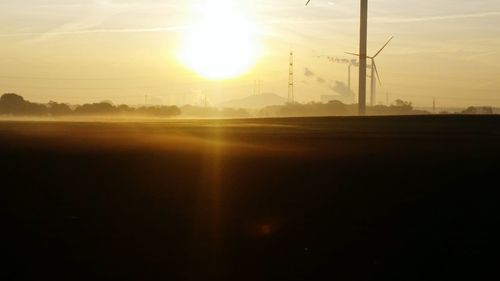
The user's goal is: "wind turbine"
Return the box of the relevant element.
[346,36,394,106]
[306,0,368,115]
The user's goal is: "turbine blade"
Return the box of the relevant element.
[373,61,382,86]
[306,0,311,5]
[345,52,360,57]
[373,36,394,58]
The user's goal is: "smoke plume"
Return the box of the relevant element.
[329,81,354,97]
[304,68,315,77]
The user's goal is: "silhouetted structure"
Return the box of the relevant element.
[307,0,369,115]
[346,36,394,106]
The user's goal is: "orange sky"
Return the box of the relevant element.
[1,0,499,108]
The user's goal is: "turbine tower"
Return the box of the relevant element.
[346,36,394,106]
[307,0,368,115]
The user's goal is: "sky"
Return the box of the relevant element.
[1,0,500,108]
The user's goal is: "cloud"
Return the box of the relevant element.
[373,11,500,23]
[29,0,125,41]
[268,11,500,25]
[0,26,186,37]
[317,77,325,84]
[18,0,180,41]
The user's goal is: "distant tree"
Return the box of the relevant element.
[462,106,494,115]
[279,103,308,117]
[181,105,220,118]
[0,93,48,116]
[326,100,348,114]
[462,107,477,115]
[74,102,117,115]
[0,93,25,115]
[393,99,412,108]
[259,105,282,117]
[220,108,250,118]
[481,107,494,115]
[389,99,414,115]
[48,101,72,116]
[136,106,181,117]
[117,104,134,114]
[368,105,390,115]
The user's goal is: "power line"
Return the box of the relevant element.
[0,86,149,90]
[0,75,154,81]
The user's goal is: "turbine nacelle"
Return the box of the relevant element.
[345,36,394,86]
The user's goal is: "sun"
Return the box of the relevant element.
[177,1,262,80]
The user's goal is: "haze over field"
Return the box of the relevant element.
[1,0,499,107]
[3,2,500,280]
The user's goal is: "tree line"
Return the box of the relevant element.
[0,93,181,117]
[259,100,429,117]
[0,93,252,118]
[0,93,496,118]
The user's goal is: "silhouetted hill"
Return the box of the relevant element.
[218,93,287,109]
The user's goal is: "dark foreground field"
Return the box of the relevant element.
[2,115,500,280]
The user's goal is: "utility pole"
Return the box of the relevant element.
[358,0,368,115]
[288,51,295,103]
[433,98,436,114]
[386,91,389,106]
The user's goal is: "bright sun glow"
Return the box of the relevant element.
[178,0,262,80]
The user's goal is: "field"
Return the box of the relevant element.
[3,115,500,280]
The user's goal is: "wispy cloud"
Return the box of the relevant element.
[0,26,186,38]
[0,0,185,39]
[373,11,500,23]
[31,0,132,41]
[267,11,500,25]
